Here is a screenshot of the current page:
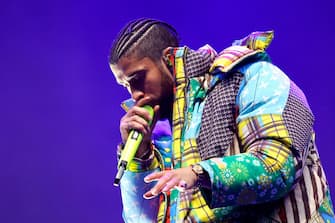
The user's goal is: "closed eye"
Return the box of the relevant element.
[126,70,146,90]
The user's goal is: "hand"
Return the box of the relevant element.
[143,166,197,199]
[119,97,159,158]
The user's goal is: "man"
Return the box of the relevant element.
[109,18,334,222]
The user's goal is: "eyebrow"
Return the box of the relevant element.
[124,73,137,82]
[118,72,137,88]
[124,69,145,82]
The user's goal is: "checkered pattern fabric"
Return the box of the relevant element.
[185,48,212,78]
[283,81,314,155]
[282,81,315,183]
[197,72,243,160]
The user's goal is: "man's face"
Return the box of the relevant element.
[110,55,174,119]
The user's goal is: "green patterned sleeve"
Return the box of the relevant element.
[198,114,296,208]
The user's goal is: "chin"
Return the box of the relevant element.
[159,99,173,120]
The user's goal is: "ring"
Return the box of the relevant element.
[174,180,187,192]
[179,180,187,188]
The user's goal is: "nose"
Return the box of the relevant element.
[131,89,145,102]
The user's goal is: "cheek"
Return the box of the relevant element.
[144,76,163,98]
[144,67,173,101]
[161,73,174,96]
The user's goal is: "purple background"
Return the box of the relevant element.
[1,0,334,222]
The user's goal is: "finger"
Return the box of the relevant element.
[161,177,180,192]
[128,106,153,125]
[153,104,160,114]
[122,106,153,129]
[149,172,173,196]
[144,171,165,183]
[120,117,130,142]
[143,171,165,200]
[135,96,151,107]
[127,115,151,132]
[134,97,158,123]
[143,190,158,200]
[143,173,173,199]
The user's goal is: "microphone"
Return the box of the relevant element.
[113,105,154,186]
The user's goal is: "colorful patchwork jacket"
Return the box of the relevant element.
[117,31,335,222]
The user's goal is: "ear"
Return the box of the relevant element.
[159,48,174,78]
[162,47,171,56]
[162,47,173,66]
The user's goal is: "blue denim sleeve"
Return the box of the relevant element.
[120,168,160,223]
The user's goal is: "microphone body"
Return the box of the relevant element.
[114,105,154,186]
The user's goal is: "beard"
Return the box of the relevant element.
[158,93,173,121]
[157,59,174,121]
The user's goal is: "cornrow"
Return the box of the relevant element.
[114,19,156,60]
[109,18,179,64]
[113,19,148,54]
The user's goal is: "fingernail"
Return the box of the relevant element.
[143,192,158,200]
[144,177,158,183]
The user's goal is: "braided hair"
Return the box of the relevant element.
[109,18,179,65]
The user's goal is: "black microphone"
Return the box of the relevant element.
[114,105,154,186]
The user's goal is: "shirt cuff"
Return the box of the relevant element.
[116,142,160,173]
